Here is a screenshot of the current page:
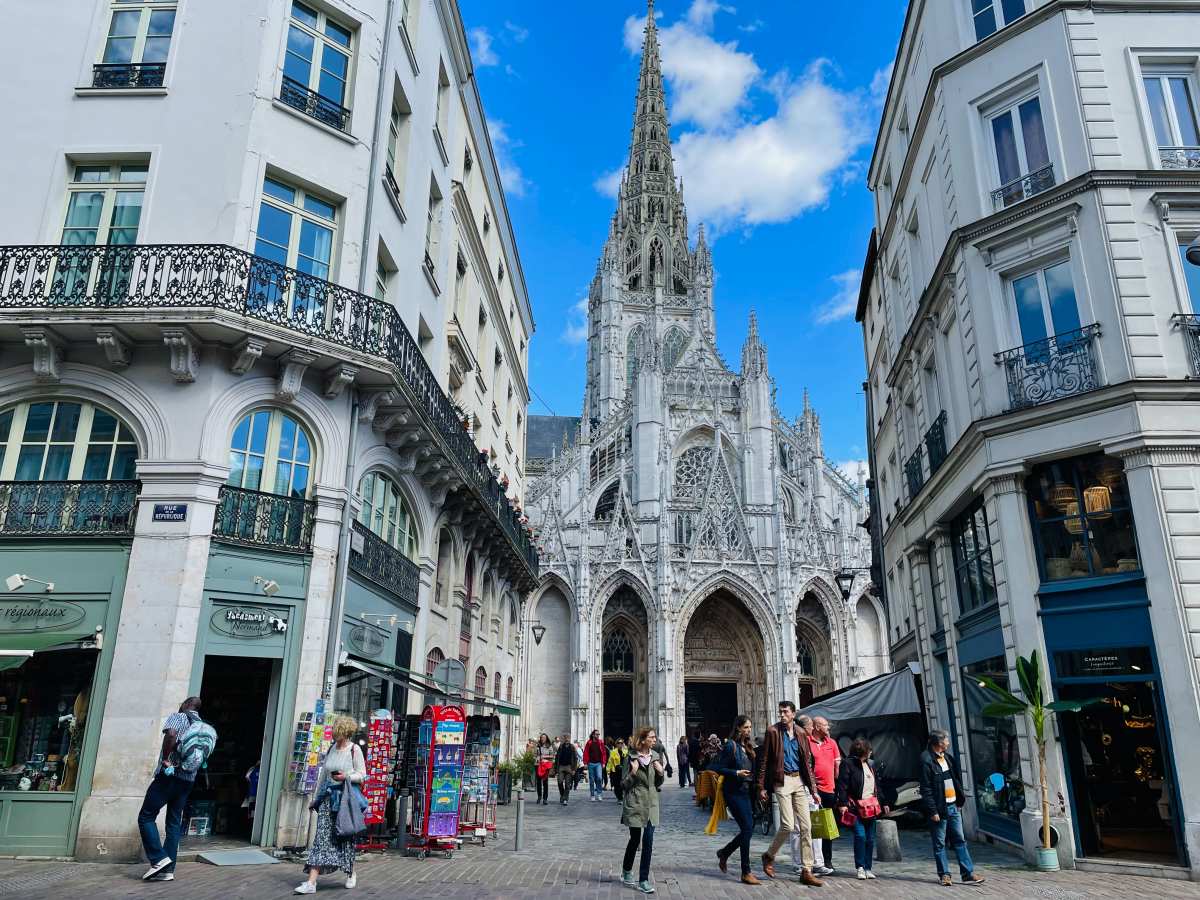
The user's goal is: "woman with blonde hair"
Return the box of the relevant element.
[295,715,366,894]
[620,726,665,893]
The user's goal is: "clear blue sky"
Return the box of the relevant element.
[460,0,905,469]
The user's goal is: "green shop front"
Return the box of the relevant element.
[0,542,130,856]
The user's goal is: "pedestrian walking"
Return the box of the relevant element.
[555,733,580,804]
[675,736,691,788]
[756,701,823,886]
[808,716,841,875]
[835,739,895,880]
[608,738,629,802]
[583,730,609,801]
[712,715,762,885]
[138,696,214,882]
[919,730,985,886]
[620,726,665,893]
[687,729,702,785]
[294,715,366,894]
[535,733,554,805]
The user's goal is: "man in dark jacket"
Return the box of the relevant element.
[919,731,985,887]
[555,735,580,805]
[755,701,822,886]
[687,731,702,786]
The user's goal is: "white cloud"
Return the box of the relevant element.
[594,167,624,199]
[870,62,894,106]
[469,27,498,67]
[814,269,862,324]
[835,459,868,484]
[561,296,588,345]
[686,0,735,30]
[738,18,764,33]
[487,119,527,198]
[504,20,529,43]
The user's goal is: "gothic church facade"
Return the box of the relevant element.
[522,6,881,743]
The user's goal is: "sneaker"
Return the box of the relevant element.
[621,870,637,886]
[294,883,316,895]
[962,873,986,886]
[638,880,655,894]
[147,873,175,882]
[857,867,867,880]
[814,866,834,876]
[142,857,172,880]
[864,870,877,879]
[345,873,356,889]
[939,874,952,887]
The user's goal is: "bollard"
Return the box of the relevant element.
[875,817,902,862]
[394,792,410,851]
[514,789,526,851]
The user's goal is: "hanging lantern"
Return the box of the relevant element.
[1083,485,1112,519]
[1050,482,1077,511]
[1063,502,1084,534]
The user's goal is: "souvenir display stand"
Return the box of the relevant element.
[404,704,466,859]
[458,715,499,844]
[357,713,392,852]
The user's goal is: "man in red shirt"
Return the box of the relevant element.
[808,716,841,875]
[583,730,609,801]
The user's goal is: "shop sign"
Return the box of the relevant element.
[346,624,385,658]
[211,605,288,640]
[152,503,188,522]
[0,600,87,634]
[1054,646,1153,679]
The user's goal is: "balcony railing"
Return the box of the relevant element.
[991,164,1055,209]
[0,243,538,580]
[382,164,402,199]
[212,485,315,553]
[0,481,138,537]
[1159,147,1200,170]
[92,63,165,89]
[995,323,1101,411]
[924,410,949,477]
[1174,314,1200,377]
[904,449,924,502]
[279,76,350,132]
[349,520,419,605]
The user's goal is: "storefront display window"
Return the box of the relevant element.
[962,657,1025,829]
[0,649,97,793]
[1026,453,1140,581]
[951,499,997,614]
[335,667,405,741]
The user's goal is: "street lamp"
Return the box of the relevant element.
[530,621,546,645]
[835,568,857,601]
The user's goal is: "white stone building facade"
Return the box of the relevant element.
[861,0,1200,878]
[0,0,535,860]
[521,11,881,748]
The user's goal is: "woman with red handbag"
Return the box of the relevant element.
[835,739,896,880]
[535,734,555,805]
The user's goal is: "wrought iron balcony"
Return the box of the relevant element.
[0,480,138,537]
[0,243,539,581]
[279,76,350,132]
[212,485,315,553]
[995,323,1101,411]
[1159,147,1200,170]
[92,63,166,89]
[904,448,925,502]
[924,410,949,477]
[1174,314,1200,377]
[991,164,1055,209]
[349,520,419,605]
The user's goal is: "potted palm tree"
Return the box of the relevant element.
[976,650,1100,872]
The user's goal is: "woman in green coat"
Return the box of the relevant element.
[620,726,665,894]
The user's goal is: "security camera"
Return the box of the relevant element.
[254,576,281,597]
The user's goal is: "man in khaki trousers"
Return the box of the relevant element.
[756,702,823,886]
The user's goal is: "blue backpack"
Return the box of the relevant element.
[177,716,218,773]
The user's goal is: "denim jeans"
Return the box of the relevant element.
[623,823,655,882]
[720,790,754,876]
[138,773,194,873]
[588,762,605,797]
[930,804,975,878]
[853,816,877,871]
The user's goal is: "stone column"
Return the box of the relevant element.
[75,459,227,862]
[404,559,436,716]
[906,540,940,718]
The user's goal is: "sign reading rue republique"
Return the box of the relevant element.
[151,503,188,522]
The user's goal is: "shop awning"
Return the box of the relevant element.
[798,665,922,721]
[0,650,33,672]
[339,656,520,717]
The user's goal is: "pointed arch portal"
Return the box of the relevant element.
[601,585,649,741]
[682,590,768,738]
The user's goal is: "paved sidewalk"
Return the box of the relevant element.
[4,783,1198,898]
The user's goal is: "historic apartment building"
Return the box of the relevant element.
[521,8,882,749]
[859,0,1200,878]
[0,0,535,860]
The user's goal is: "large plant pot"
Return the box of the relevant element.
[1036,847,1060,871]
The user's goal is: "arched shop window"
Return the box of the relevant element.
[357,471,418,559]
[425,647,445,678]
[0,400,137,481]
[227,408,313,497]
[474,666,487,696]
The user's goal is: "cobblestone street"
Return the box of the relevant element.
[5,784,1198,899]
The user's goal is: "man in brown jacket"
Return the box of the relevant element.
[756,701,822,886]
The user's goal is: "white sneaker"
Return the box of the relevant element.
[621,870,636,886]
[864,870,877,879]
[294,882,316,894]
[142,857,172,880]
[857,867,868,880]
[815,866,834,876]
[345,873,356,889]
[147,873,175,882]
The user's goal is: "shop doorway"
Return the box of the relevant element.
[1059,679,1183,866]
[188,656,278,845]
[603,679,633,742]
[684,681,737,741]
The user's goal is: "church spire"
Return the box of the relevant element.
[741,310,767,379]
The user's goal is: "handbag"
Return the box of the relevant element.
[536,759,554,778]
[810,807,840,841]
[335,781,367,839]
[839,806,858,828]
[855,795,883,820]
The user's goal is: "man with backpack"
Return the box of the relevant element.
[138,696,216,882]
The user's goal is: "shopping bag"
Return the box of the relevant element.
[810,807,839,841]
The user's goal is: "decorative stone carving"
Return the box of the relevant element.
[22,327,64,382]
[230,336,266,375]
[322,363,358,399]
[276,348,317,402]
[359,389,395,424]
[572,659,589,673]
[161,327,198,383]
[94,327,131,369]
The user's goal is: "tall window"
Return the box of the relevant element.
[400,0,419,38]
[493,671,501,698]
[796,636,815,676]
[506,676,513,702]
[227,409,312,498]
[253,175,337,318]
[1026,453,1139,581]
[989,94,1052,207]
[96,0,175,86]
[0,401,137,481]
[385,88,413,197]
[971,0,1026,41]
[662,327,687,371]
[626,327,643,391]
[962,658,1025,827]
[474,666,487,696]
[375,254,390,302]
[1010,259,1081,347]
[602,629,634,674]
[425,646,445,678]
[1143,70,1200,168]
[434,61,451,152]
[424,180,443,271]
[951,499,996,614]
[60,162,147,295]
[282,1,354,129]
[357,471,417,559]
